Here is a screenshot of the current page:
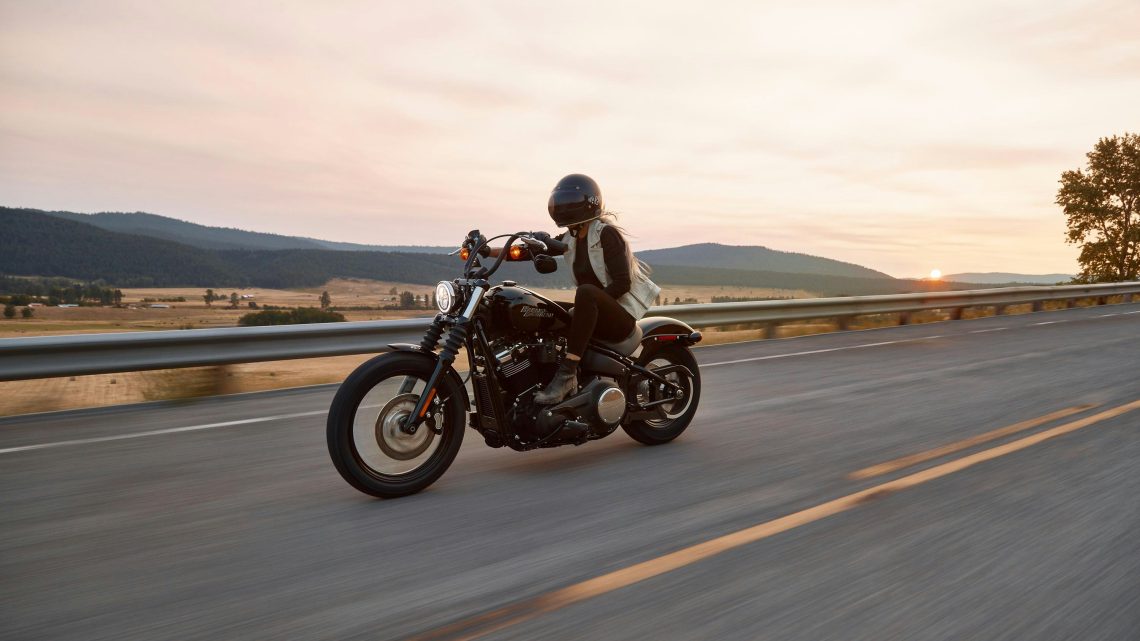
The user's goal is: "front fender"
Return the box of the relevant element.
[386,344,471,409]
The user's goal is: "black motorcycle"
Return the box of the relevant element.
[327,229,702,498]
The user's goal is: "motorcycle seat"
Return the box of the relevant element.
[593,324,643,356]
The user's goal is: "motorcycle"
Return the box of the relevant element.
[326,229,702,498]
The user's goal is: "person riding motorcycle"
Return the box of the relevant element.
[529,174,661,404]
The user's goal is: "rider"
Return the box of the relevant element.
[530,174,661,404]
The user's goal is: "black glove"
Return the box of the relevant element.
[531,231,552,244]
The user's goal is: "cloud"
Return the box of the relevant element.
[0,0,1129,276]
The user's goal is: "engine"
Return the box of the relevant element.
[486,336,626,445]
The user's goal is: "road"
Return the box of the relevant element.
[2,303,1139,640]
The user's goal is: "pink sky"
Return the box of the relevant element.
[2,1,1137,276]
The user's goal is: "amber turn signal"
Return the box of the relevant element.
[509,245,524,260]
[459,248,470,261]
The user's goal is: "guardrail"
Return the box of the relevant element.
[1,282,1137,382]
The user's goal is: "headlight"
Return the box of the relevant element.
[435,281,458,314]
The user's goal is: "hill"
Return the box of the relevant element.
[638,243,892,279]
[38,208,452,253]
[943,272,1072,285]
[2,206,993,296]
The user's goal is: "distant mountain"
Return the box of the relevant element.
[0,207,558,288]
[3,206,998,295]
[637,243,892,280]
[648,264,985,297]
[40,209,453,253]
[943,272,1072,285]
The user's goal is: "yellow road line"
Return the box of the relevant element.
[848,404,1097,480]
[407,397,1140,641]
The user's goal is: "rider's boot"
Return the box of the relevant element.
[534,356,579,405]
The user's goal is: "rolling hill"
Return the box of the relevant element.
[2,206,991,296]
[638,243,892,279]
[40,209,452,253]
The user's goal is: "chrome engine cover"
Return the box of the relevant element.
[595,385,627,426]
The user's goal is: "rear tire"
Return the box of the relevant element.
[327,352,466,498]
[623,345,701,445]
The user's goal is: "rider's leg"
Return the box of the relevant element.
[535,285,633,404]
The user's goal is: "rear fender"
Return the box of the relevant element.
[387,343,471,409]
[635,317,702,362]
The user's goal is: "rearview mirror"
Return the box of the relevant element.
[533,254,557,274]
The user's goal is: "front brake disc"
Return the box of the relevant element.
[375,393,436,461]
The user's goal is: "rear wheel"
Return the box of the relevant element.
[327,352,466,498]
[623,345,701,445]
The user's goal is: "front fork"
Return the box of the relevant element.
[402,285,486,434]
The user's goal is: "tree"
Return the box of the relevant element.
[1058,132,1140,282]
[399,291,415,308]
[204,289,215,306]
[113,289,123,306]
[229,292,239,308]
[3,304,14,319]
[320,290,331,309]
[21,306,33,318]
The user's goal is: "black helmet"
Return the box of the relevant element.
[548,174,604,227]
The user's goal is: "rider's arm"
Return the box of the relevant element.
[600,226,631,299]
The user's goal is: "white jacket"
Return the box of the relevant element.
[561,219,661,320]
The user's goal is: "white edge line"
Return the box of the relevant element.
[969,328,1008,334]
[0,409,328,455]
[704,335,943,368]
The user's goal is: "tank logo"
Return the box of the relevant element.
[520,305,553,319]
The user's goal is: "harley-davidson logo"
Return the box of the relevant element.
[520,305,553,319]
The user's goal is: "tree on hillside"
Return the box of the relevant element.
[113,289,123,306]
[204,289,215,306]
[3,303,15,319]
[1058,132,1140,282]
[320,290,331,309]
[21,306,33,319]
[229,292,239,308]
[399,291,415,309]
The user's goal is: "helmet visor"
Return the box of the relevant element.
[548,190,596,226]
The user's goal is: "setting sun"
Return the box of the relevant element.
[929,269,942,280]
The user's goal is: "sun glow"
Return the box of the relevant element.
[929,269,942,280]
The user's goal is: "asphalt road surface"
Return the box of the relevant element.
[2,303,1139,641]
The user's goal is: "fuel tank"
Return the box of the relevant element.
[480,285,571,336]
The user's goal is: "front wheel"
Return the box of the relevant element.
[623,345,701,445]
[327,352,466,498]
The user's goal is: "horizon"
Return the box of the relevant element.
[6,205,1074,280]
[3,1,1136,276]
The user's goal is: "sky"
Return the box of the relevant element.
[2,1,1137,277]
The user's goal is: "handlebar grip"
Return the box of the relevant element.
[543,236,567,254]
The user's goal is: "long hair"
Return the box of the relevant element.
[597,210,653,276]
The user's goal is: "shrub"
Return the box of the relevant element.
[238,307,346,327]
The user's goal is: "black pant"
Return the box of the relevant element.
[566,284,635,357]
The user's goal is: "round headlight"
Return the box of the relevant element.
[435,281,457,314]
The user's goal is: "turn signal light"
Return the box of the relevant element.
[509,245,524,260]
[459,248,470,261]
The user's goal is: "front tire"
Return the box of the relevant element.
[327,352,466,498]
[623,345,701,445]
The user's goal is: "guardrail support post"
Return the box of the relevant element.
[836,316,853,331]
[1032,301,1044,312]
[1126,293,1134,303]
[1096,296,1107,306]
[1065,299,1076,309]
[760,322,777,339]
[898,312,911,326]
[950,308,964,321]
[995,305,1007,316]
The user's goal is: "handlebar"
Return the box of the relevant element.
[462,231,565,279]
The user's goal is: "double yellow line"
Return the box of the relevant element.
[409,398,1140,641]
